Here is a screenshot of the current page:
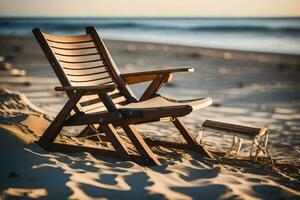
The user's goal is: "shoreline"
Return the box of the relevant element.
[107,38,300,58]
[2,35,300,58]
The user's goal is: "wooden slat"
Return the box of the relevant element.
[53,48,98,56]
[111,96,127,104]
[44,33,93,43]
[82,102,106,113]
[68,73,112,83]
[79,90,122,106]
[202,120,263,138]
[60,60,105,70]
[56,54,102,63]
[80,94,102,105]
[84,107,106,114]
[80,95,127,113]
[48,41,96,50]
[63,67,108,76]
[71,78,114,86]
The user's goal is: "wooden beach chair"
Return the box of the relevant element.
[33,27,213,165]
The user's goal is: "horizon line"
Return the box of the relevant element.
[0,15,300,19]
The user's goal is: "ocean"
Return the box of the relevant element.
[1,17,300,55]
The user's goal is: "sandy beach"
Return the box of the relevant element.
[0,35,300,199]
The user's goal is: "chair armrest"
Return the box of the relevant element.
[121,67,194,85]
[55,84,116,95]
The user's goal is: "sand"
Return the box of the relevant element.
[0,36,300,199]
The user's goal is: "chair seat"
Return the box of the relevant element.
[120,96,212,111]
[118,96,212,120]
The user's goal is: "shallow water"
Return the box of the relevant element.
[1,17,300,54]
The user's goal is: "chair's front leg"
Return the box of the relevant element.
[173,118,213,158]
[101,124,132,161]
[38,91,84,143]
[122,124,161,165]
[139,73,170,101]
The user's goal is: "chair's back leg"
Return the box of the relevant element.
[39,92,83,144]
[172,118,213,158]
[101,124,132,161]
[122,124,161,165]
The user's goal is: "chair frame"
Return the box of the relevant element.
[33,27,212,165]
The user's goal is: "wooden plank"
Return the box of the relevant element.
[79,94,103,106]
[203,120,261,133]
[53,48,99,56]
[63,67,108,76]
[60,60,105,69]
[81,96,126,111]
[101,124,132,160]
[44,33,93,43]
[79,91,127,114]
[202,120,265,139]
[48,41,96,50]
[56,54,102,63]
[79,90,121,106]
[70,78,114,86]
[122,124,160,165]
[54,84,116,93]
[82,103,106,113]
[68,73,112,83]
[83,97,127,112]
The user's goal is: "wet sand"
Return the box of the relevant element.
[0,36,300,199]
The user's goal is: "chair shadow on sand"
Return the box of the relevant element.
[1,130,299,199]
[0,90,298,199]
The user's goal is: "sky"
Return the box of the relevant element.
[0,0,299,17]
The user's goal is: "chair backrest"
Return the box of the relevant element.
[33,27,136,114]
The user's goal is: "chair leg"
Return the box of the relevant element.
[38,92,83,144]
[101,124,132,161]
[122,124,161,165]
[78,125,94,137]
[172,118,213,158]
[78,125,100,141]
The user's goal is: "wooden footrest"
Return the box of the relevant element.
[202,120,267,140]
[202,120,270,158]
